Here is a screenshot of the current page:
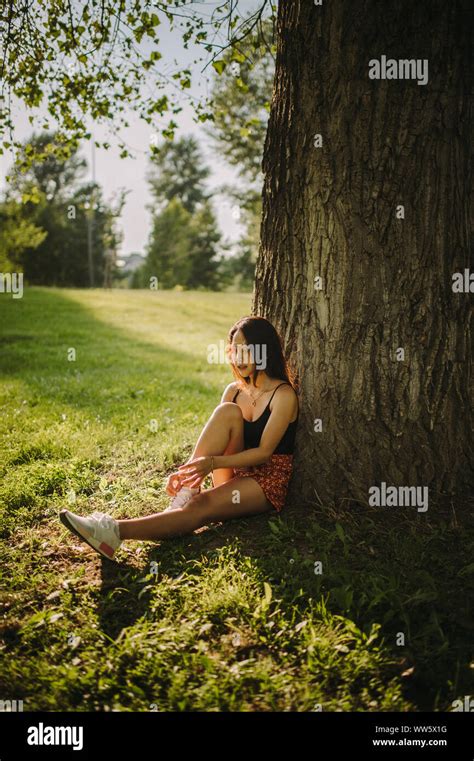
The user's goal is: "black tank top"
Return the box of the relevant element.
[232,382,298,454]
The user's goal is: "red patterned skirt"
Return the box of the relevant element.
[233,454,294,513]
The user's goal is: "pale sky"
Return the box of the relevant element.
[0,1,265,258]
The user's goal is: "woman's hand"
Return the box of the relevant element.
[178,456,213,488]
[165,472,184,496]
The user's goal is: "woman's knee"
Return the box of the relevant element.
[181,491,213,525]
[185,491,211,511]
[212,402,243,424]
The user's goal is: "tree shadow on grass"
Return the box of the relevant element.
[91,491,288,645]
[94,500,474,712]
[94,508,279,641]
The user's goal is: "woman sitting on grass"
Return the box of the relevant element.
[60,316,299,560]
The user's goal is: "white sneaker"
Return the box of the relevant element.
[164,486,200,512]
[60,509,122,560]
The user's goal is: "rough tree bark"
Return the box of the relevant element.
[253,0,472,510]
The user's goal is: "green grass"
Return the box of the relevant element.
[0,287,472,711]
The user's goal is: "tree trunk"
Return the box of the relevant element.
[253,0,472,511]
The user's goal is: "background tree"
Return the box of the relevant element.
[4,132,122,285]
[208,19,275,290]
[254,0,472,507]
[0,200,46,272]
[136,197,224,291]
[137,137,223,290]
[136,198,193,289]
[6,131,87,201]
[187,200,222,290]
[147,136,210,214]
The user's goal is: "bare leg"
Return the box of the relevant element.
[188,401,244,460]
[185,402,244,487]
[118,476,272,541]
[117,402,245,540]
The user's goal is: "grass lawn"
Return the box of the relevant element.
[0,287,472,711]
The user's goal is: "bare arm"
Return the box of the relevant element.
[220,381,239,404]
[178,385,298,483]
[215,385,298,468]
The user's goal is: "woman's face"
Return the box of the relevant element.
[230,329,256,379]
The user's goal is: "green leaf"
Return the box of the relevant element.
[458,563,474,577]
[235,78,248,92]
[212,60,227,75]
[263,582,272,605]
[335,523,345,544]
[231,51,246,63]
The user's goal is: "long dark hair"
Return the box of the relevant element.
[227,316,298,390]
